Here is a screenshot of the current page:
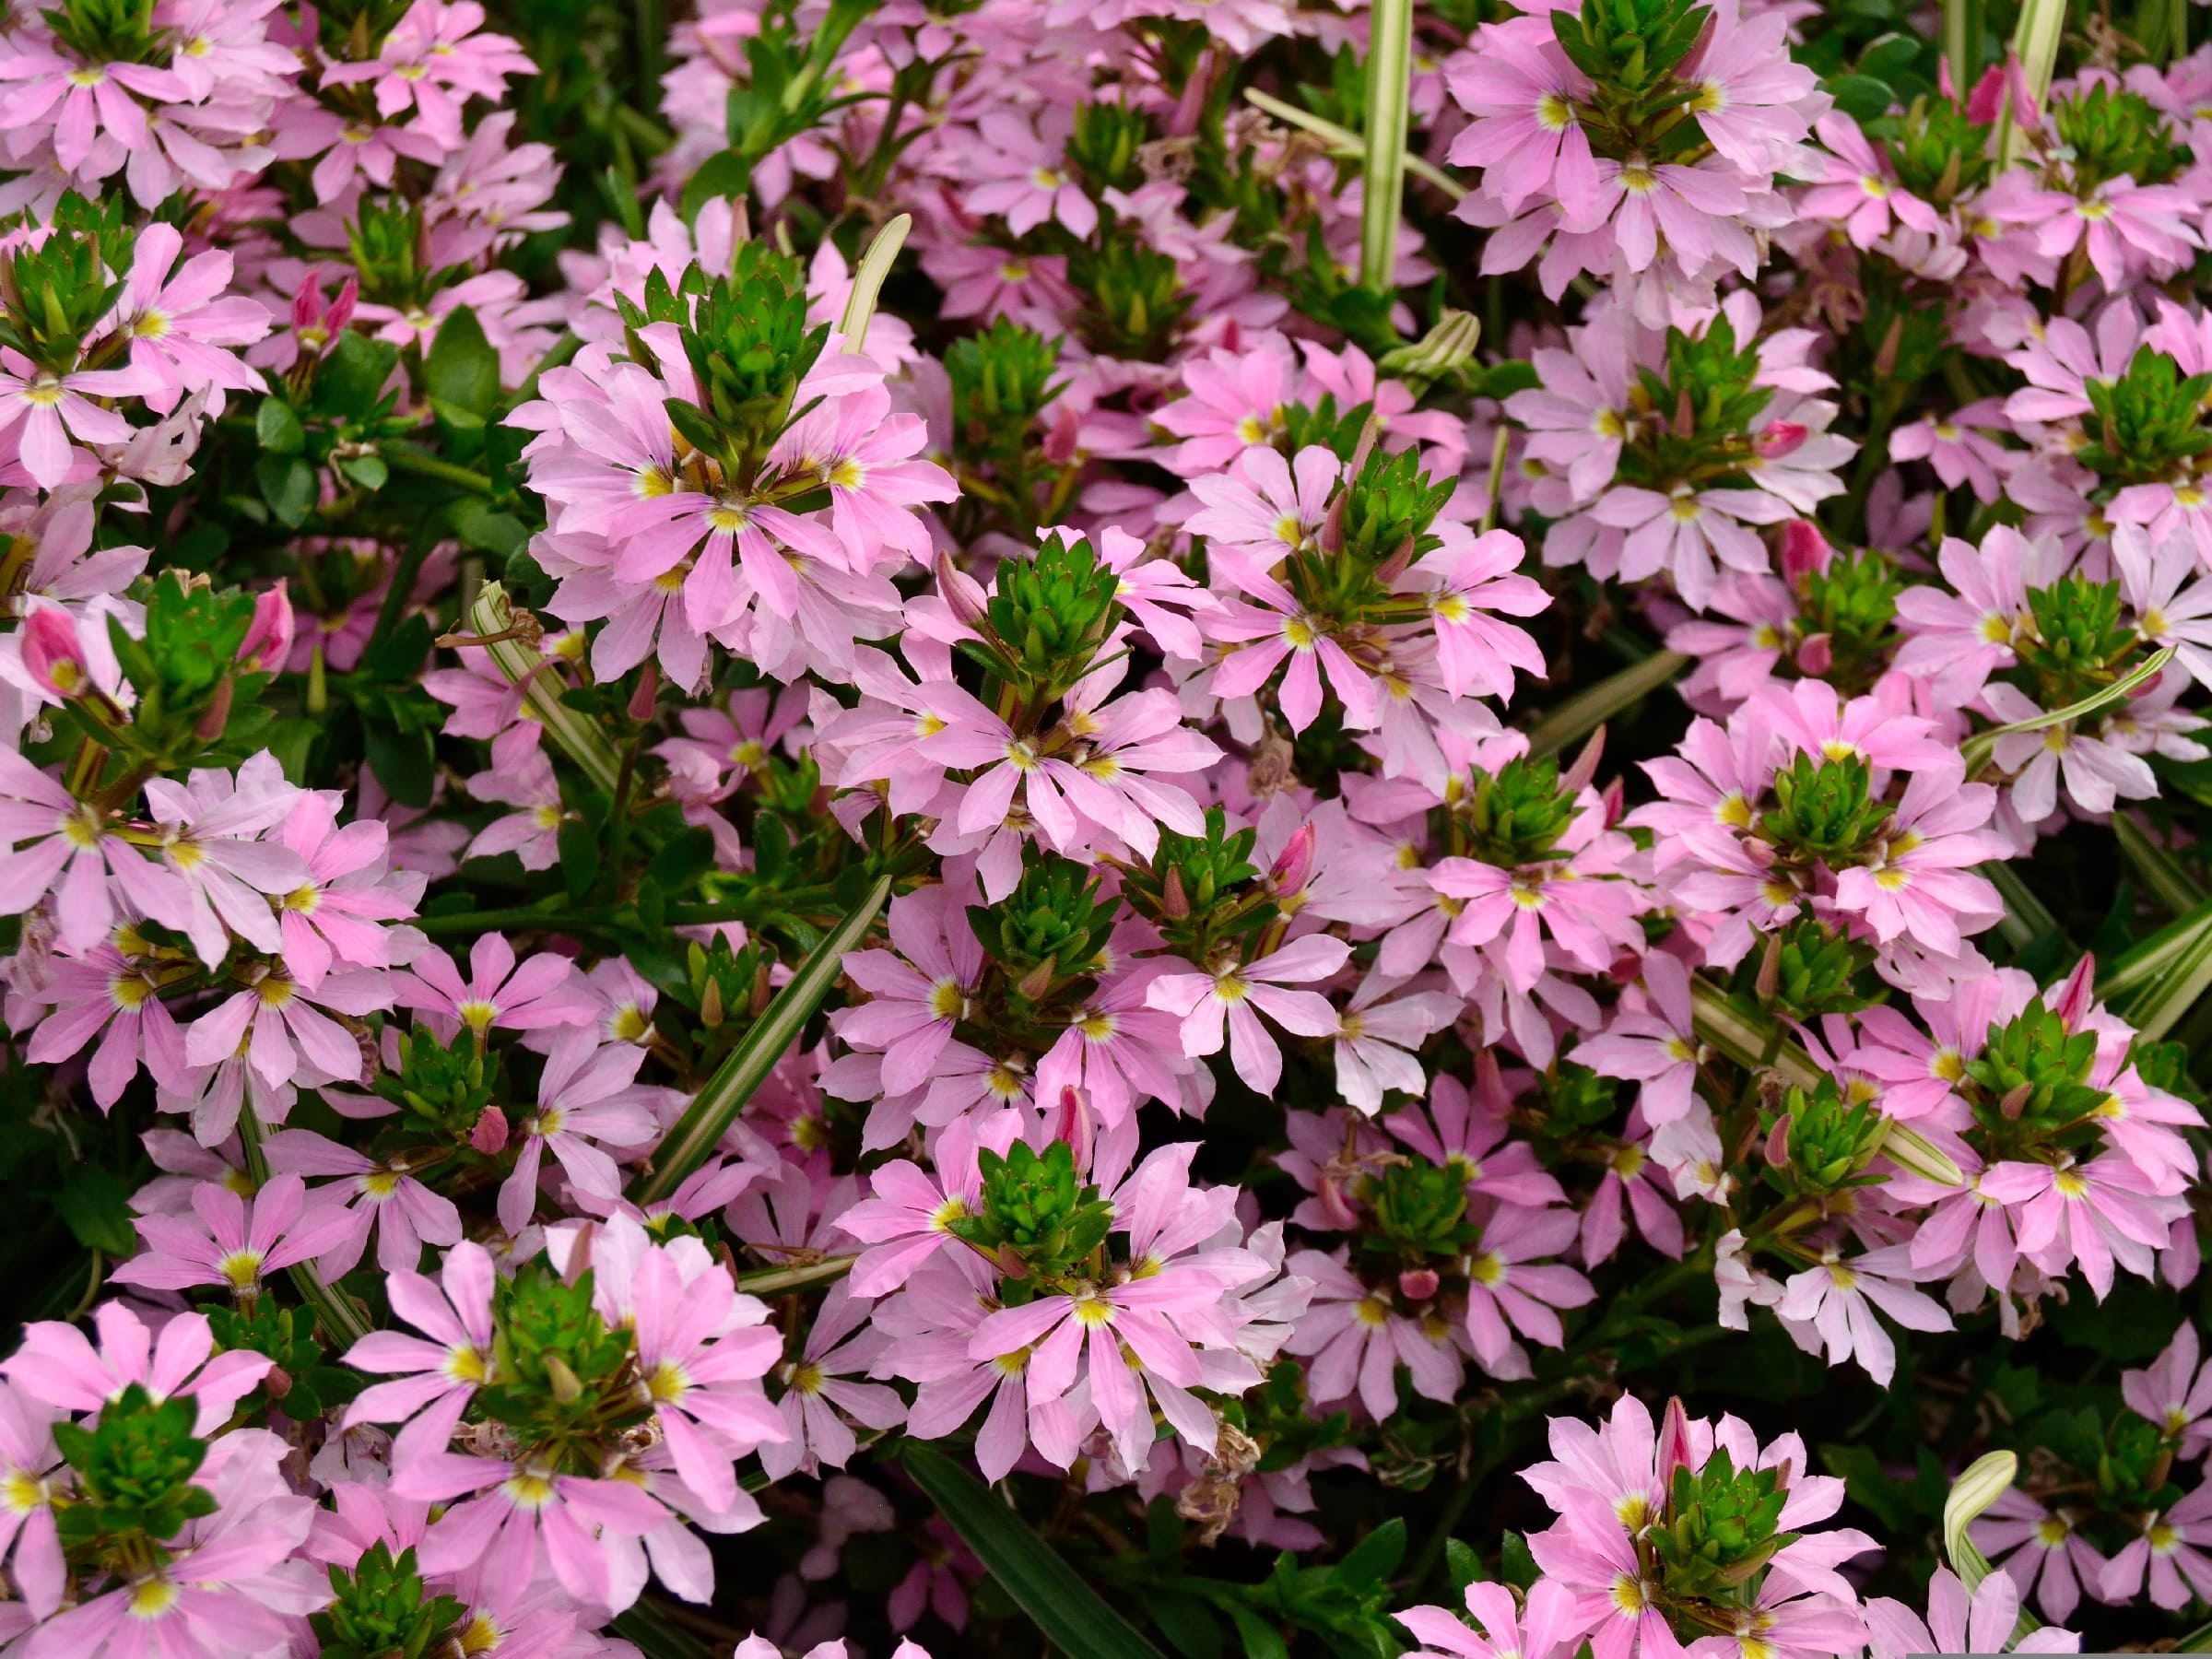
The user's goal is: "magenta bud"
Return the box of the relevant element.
[327,275,359,337]
[1755,422,1807,460]
[1054,1084,1094,1173]
[19,608,87,698]
[1966,64,2008,124]
[2006,52,2041,130]
[1559,725,1606,798]
[1397,1267,1441,1301]
[935,549,989,632]
[1794,632,1833,677]
[471,1106,511,1155]
[628,661,660,722]
[1780,519,1832,582]
[1315,1173,1360,1231]
[1764,1114,1792,1169]
[237,581,294,674]
[1660,1395,1696,1483]
[290,281,322,334]
[2053,951,2097,1030]
[1599,775,1627,828]
[1266,822,1317,899]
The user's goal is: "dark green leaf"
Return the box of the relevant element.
[55,1166,136,1256]
[426,307,501,418]
[255,453,317,529]
[255,398,304,455]
[900,1441,1171,1659]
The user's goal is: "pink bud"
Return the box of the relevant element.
[935,548,989,632]
[1659,1396,1697,1484]
[1397,1267,1441,1301]
[2053,951,2097,1030]
[1473,1046,1512,1114]
[1937,55,1958,100]
[1764,1114,1792,1169]
[1315,1173,1360,1231]
[290,281,323,334]
[326,275,359,338]
[1054,1084,1094,1174]
[1966,64,2008,124]
[471,1106,510,1155]
[1041,401,1082,466]
[237,581,293,675]
[628,661,660,722]
[1598,775,1627,828]
[1266,821,1317,899]
[1794,632,1833,677]
[1780,519,1832,582]
[19,608,87,698]
[1559,725,1606,797]
[1754,422,1807,460]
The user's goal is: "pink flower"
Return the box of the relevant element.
[1445,20,1597,217]
[1402,527,1549,701]
[1576,952,1706,1125]
[319,0,533,146]
[961,111,1097,239]
[343,1239,497,1453]
[1800,112,1939,247]
[1865,1566,2081,1658]
[270,788,420,990]
[1829,770,2008,957]
[394,932,598,1042]
[465,724,569,871]
[499,1030,665,1232]
[1145,934,1351,1095]
[2124,1323,2212,1456]
[21,941,190,1110]
[1187,444,1340,562]
[1459,1205,1596,1375]
[761,1281,904,1480]
[1973,1488,2109,1624]
[142,751,309,968]
[3,1302,271,1436]
[1773,1244,1954,1386]
[1153,339,1298,471]
[184,964,390,1091]
[1398,1580,1583,1659]
[110,222,268,416]
[112,1171,355,1299]
[839,1111,1022,1294]
[0,1382,62,1619]
[831,885,986,1097]
[260,1127,465,1278]
[0,751,193,951]
[2103,1477,2212,1607]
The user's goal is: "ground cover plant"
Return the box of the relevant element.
[6,0,2212,1652]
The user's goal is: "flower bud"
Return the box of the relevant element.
[19,607,87,698]
[1780,519,1832,582]
[1794,632,1832,677]
[1265,822,1316,900]
[1754,422,1806,460]
[935,548,989,633]
[470,1106,510,1155]
[1397,1267,1440,1301]
[237,581,293,675]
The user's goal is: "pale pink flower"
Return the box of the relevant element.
[1146,934,1351,1095]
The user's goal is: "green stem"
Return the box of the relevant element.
[379,447,497,498]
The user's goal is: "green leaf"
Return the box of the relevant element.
[1824,72,1896,119]
[1444,1537,1482,1594]
[448,500,528,559]
[1500,1531,1539,1591]
[255,453,317,529]
[336,453,389,492]
[362,716,436,808]
[1524,650,1688,758]
[629,873,892,1203]
[644,827,717,900]
[426,306,501,419]
[55,1166,136,1255]
[317,330,401,417]
[254,398,304,455]
[1335,1519,1406,1589]
[1224,1606,1290,1659]
[559,819,600,905]
[680,148,753,223]
[901,1441,1171,1659]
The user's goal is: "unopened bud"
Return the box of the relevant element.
[1017,957,1058,1001]
[1755,422,1807,460]
[1266,822,1317,900]
[263,1365,292,1401]
[470,1106,510,1155]
[1660,1395,1696,1482]
[1780,519,1832,582]
[237,581,294,674]
[1999,1081,2033,1120]
[545,1355,582,1406]
[1764,1113,1792,1168]
[700,977,725,1029]
[194,676,235,741]
[1794,632,1833,677]
[1755,933,1783,1004]
[1559,726,1606,798]
[1397,1267,1440,1301]
[935,549,989,632]
[2053,952,2096,1030]
[19,608,87,699]
[627,662,660,721]
[1055,1085,1094,1172]
[1372,537,1417,586]
[1315,1173,1360,1231]
[1160,865,1190,920]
